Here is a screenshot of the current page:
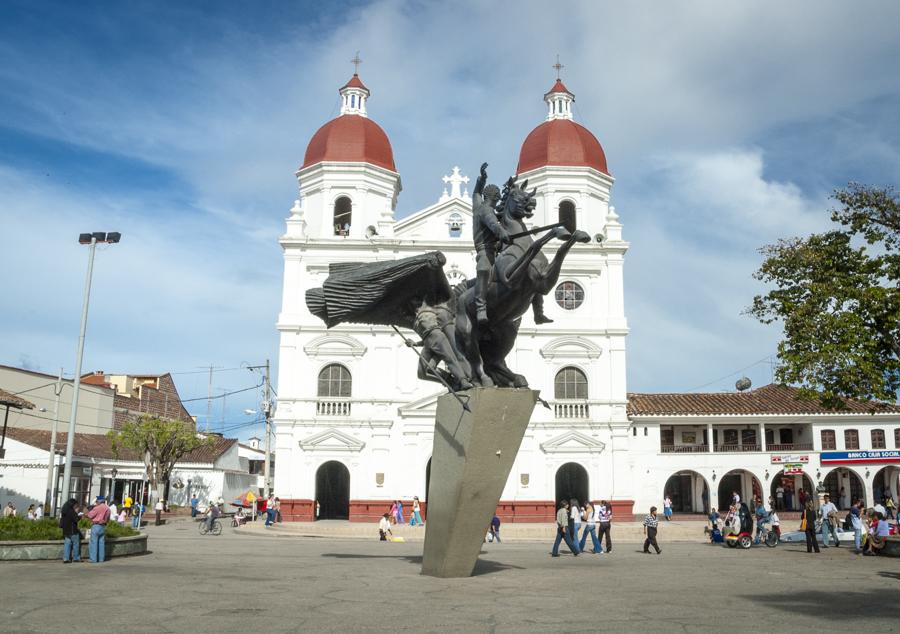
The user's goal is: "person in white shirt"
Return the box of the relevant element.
[775,486,785,510]
[34,504,43,520]
[819,494,840,547]
[873,502,887,517]
[108,501,118,523]
[378,513,393,541]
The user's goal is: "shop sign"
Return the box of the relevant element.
[771,454,810,464]
[783,463,804,475]
[820,450,900,465]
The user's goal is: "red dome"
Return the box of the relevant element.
[302,114,396,172]
[516,119,609,175]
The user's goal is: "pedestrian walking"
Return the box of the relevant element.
[190,494,198,518]
[410,496,424,527]
[569,498,581,542]
[87,495,110,563]
[819,494,840,548]
[389,501,398,525]
[579,501,601,553]
[801,500,819,553]
[396,500,405,524]
[663,495,673,521]
[551,500,579,557]
[132,502,143,529]
[643,506,661,554]
[597,500,612,553]
[885,494,895,520]
[59,498,82,563]
[274,497,282,523]
[489,513,501,542]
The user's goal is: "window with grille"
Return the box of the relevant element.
[844,429,859,450]
[871,429,886,449]
[820,430,836,450]
[896,428,900,449]
[554,367,587,400]
[555,281,584,310]
[317,364,351,397]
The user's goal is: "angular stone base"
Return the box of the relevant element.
[422,387,537,578]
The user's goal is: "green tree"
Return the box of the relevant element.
[108,415,213,520]
[748,184,899,408]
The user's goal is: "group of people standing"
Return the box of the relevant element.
[551,499,613,557]
[801,493,894,555]
[58,495,116,564]
[385,497,424,527]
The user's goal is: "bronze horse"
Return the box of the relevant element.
[455,178,591,387]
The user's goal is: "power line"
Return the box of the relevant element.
[684,354,777,392]
[180,383,263,403]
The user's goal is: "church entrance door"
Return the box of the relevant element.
[315,461,350,520]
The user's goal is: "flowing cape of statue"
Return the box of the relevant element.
[306,251,451,329]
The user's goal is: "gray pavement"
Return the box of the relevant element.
[2,521,898,633]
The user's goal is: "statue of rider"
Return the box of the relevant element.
[473,163,553,326]
[472,162,510,326]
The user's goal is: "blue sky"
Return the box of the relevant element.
[2,1,899,437]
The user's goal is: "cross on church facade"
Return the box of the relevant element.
[441,166,470,200]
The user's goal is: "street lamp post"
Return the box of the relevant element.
[59,232,121,504]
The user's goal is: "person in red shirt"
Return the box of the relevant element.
[87,496,110,563]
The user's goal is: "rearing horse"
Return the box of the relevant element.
[455,178,591,387]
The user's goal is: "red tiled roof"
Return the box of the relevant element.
[0,388,35,409]
[517,118,609,175]
[3,428,236,464]
[302,114,396,171]
[627,384,900,416]
[341,73,369,92]
[545,79,572,96]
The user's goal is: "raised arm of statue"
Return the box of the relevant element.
[473,162,488,199]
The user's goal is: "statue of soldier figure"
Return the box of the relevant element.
[472,163,553,326]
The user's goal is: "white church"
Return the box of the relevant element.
[273,71,900,522]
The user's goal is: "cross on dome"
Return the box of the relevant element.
[339,53,370,117]
[440,166,470,201]
[545,56,574,121]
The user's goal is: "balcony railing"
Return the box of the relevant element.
[767,443,813,452]
[660,444,709,454]
[553,401,590,419]
[714,443,760,452]
[316,399,351,416]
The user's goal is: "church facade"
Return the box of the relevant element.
[273,73,900,522]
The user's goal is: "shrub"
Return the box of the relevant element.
[0,516,138,541]
[0,517,62,541]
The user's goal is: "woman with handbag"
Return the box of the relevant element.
[801,500,819,553]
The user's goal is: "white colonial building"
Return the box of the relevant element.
[273,72,900,522]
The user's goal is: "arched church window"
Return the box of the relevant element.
[555,281,584,310]
[333,196,352,236]
[351,95,356,108]
[558,200,576,232]
[554,367,587,400]
[317,364,352,397]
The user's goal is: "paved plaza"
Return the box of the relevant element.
[2,521,898,632]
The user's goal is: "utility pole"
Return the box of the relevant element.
[263,359,272,499]
[44,368,64,516]
[205,365,213,433]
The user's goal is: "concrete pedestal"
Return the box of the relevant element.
[421,387,537,578]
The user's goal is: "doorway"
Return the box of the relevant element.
[555,462,589,504]
[315,461,350,520]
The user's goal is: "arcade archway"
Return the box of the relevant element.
[555,462,589,505]
[315,461,350,520]
[663,470,709,513]
[872,466,899,508]
[769,470,814,511]
[717,469,762,509]
[823,468,864,509]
